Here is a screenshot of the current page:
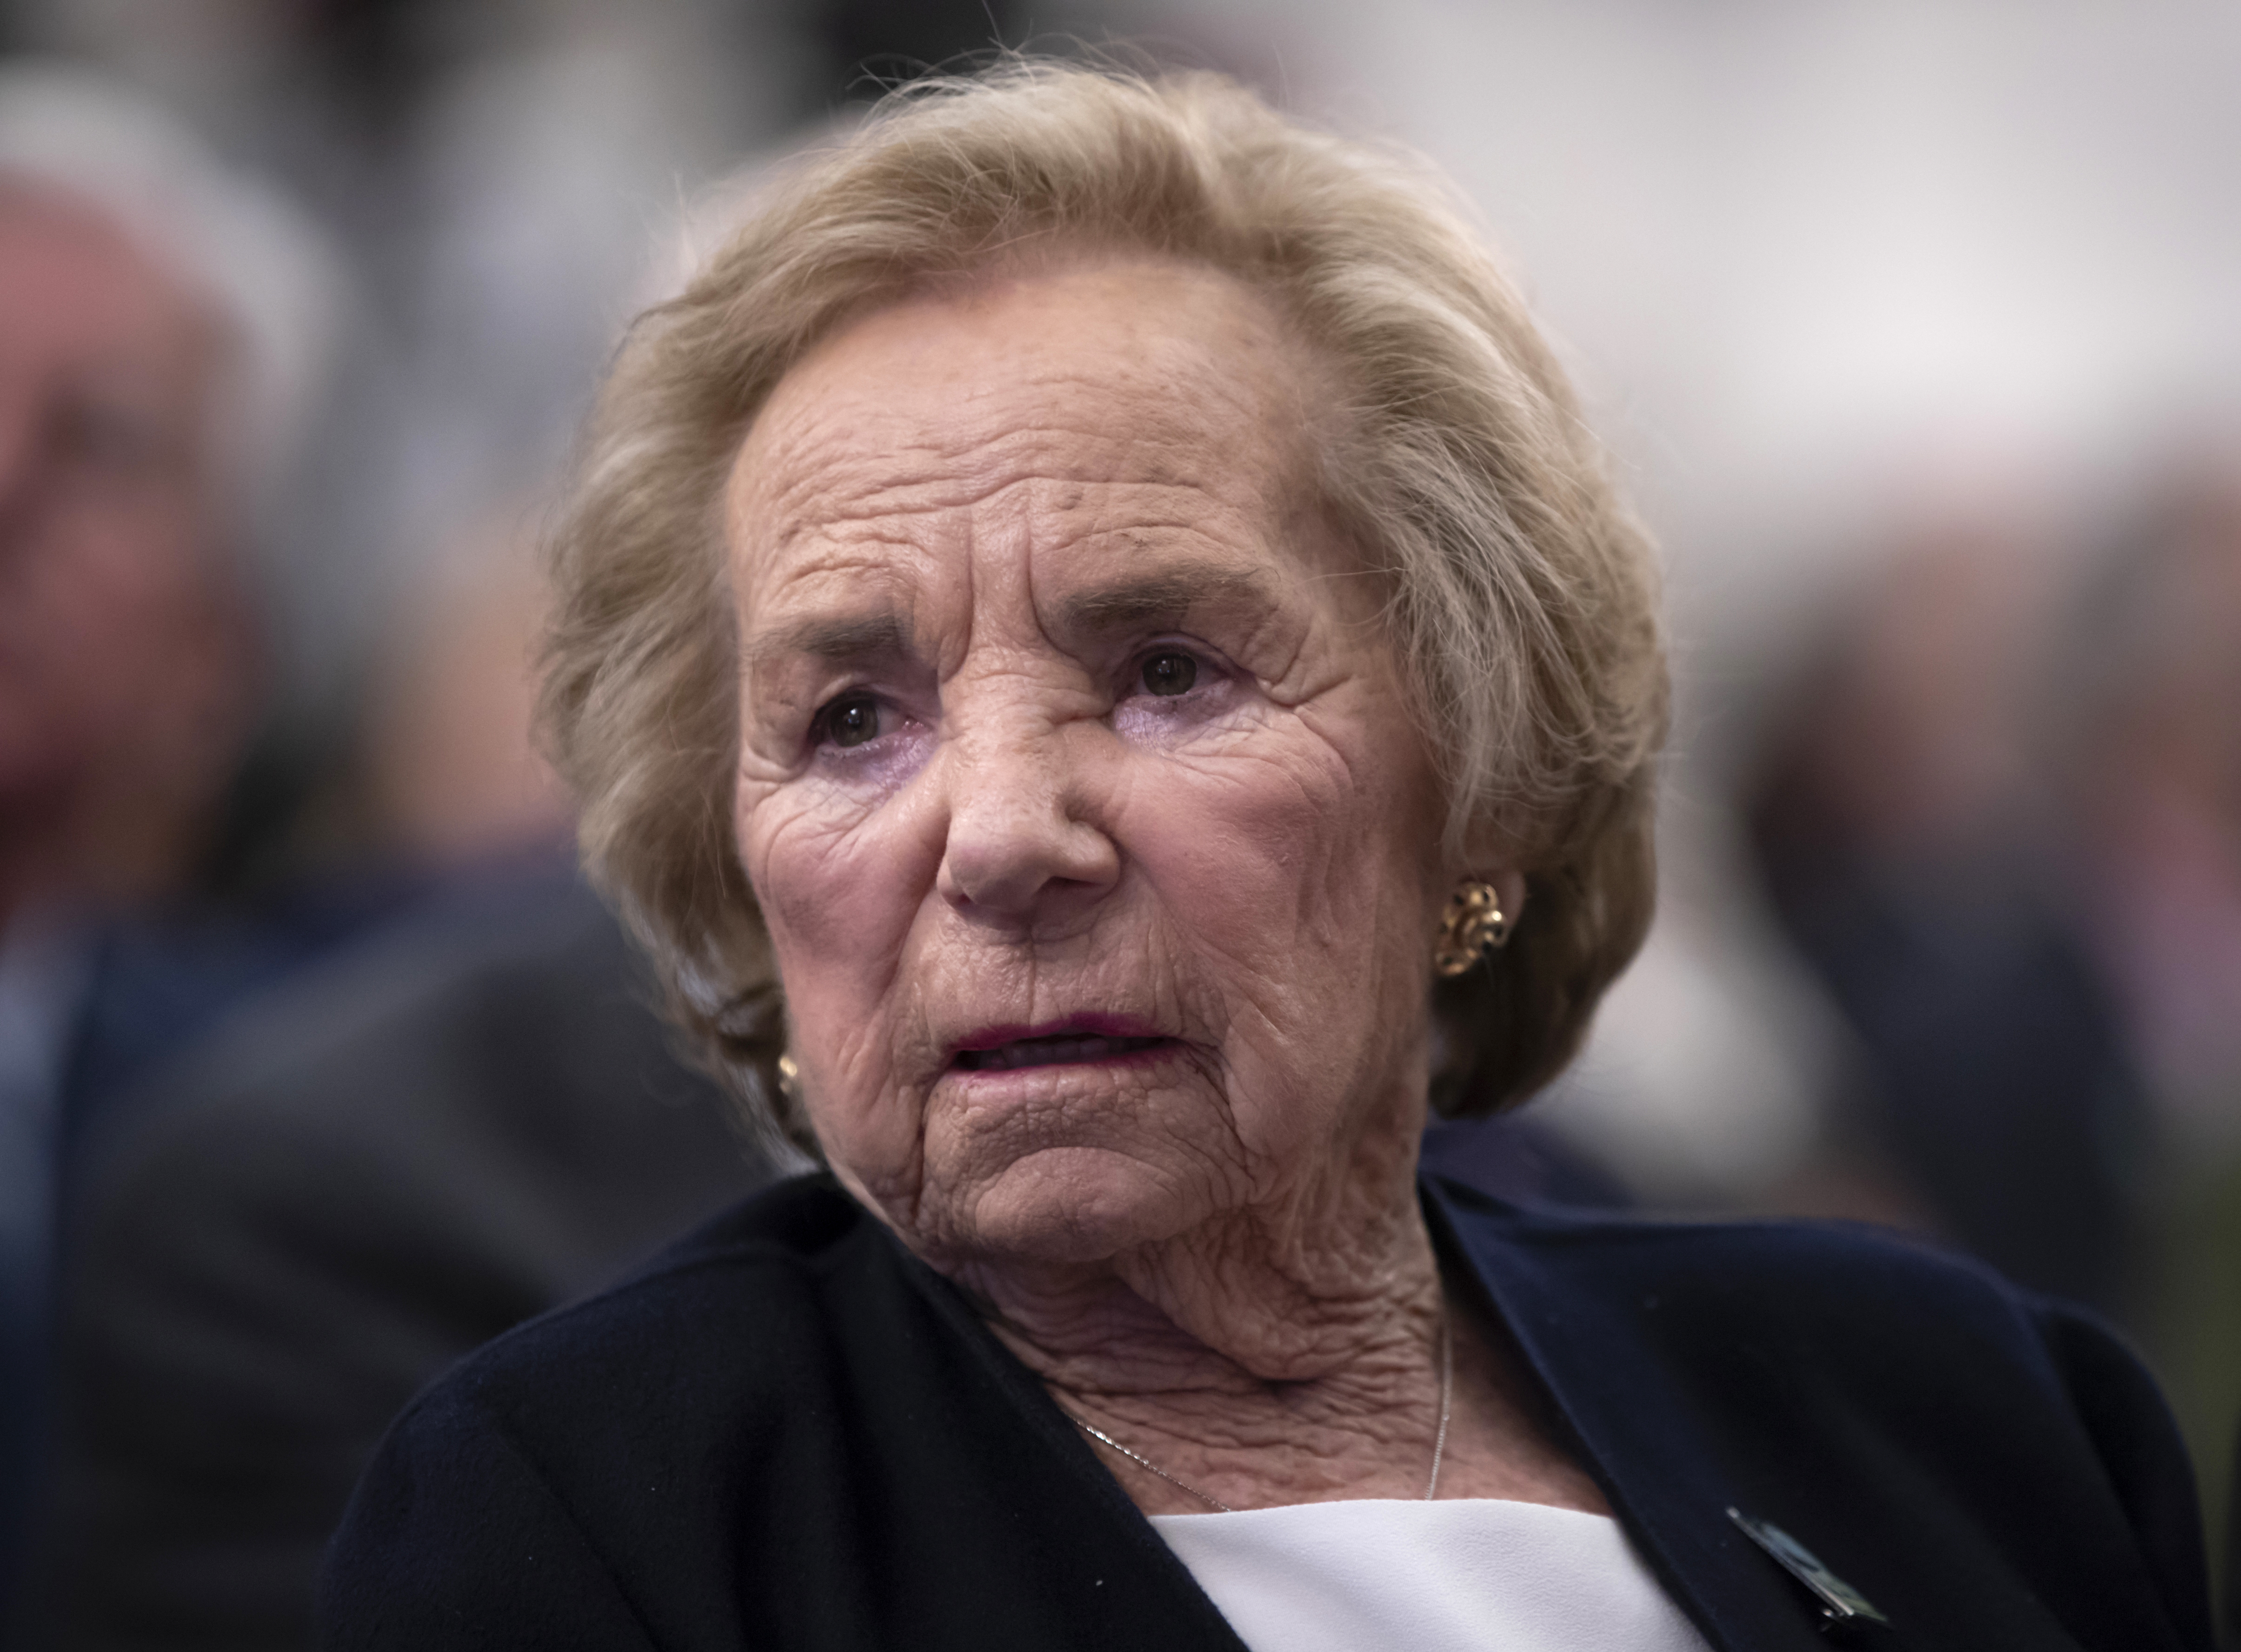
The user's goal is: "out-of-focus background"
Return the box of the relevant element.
[1,1,2237,1645]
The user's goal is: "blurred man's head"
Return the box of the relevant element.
[0,69,344,928]
[0,177,256,919]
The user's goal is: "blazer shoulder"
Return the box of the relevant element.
[1426,1171,2167,1432]
[1428,1176,2212,1650]
[1432,1176,2206,1544]
[1430,1171,2051,1326]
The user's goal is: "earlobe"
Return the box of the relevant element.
[1488,868,1528,933]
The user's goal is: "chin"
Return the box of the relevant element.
[946,1146,1207,1267]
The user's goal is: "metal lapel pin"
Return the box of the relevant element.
[1728,1507,1891,1630]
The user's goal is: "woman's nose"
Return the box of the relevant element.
[934,730,1119,919]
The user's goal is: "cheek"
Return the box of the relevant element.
[1117,705,1439,1111]
[735,774,942,1161]
[1144,707,1434,953]
[744,799,905,968]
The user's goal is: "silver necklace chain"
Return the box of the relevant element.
[1072,1310,1455,1514]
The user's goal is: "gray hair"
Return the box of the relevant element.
[0,64,347,519]
[541,61,1669,1156]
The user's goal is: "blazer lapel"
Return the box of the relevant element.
[1425,1175,1861,1652]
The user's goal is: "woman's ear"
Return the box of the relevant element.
[1447,812,1529,934]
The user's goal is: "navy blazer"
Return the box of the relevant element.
[320,1173,2212,1651]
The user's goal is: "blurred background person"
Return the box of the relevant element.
[13,488,777,1650]
[2052,454,2241,1586]
[0,62,360,1609]
[1734,436,2241,1617]
[1741,487,2152,1317]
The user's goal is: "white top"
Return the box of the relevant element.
[1151,1498,1714,1652]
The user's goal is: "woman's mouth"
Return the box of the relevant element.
[953,1033,1172,1072]
[948,1016,1177,1074]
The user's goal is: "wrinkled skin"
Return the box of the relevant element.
[728,259,1592,1514]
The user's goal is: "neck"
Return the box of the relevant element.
[964,1183,1442,1391]
[946,1135,1453,1511]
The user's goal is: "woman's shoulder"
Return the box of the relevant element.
[1430,1169,2079,1332]
[1426,1174,2211,1651]
[322,1173,1242,1651]
[1426,1171,2159,1417]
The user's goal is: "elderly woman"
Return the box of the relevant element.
[323,65,2210,1651]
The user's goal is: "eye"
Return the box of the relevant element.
[818,692,882,749]
[1139,650,1198,697]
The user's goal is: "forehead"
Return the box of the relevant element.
[0,181,188,313]
[0,180,213,368]
[724,259,1334,607]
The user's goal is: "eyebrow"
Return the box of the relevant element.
[741,565,1281,679]
[744,611,912,673]
[1052,566,1276,643]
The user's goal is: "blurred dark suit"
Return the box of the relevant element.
[19,868,772,1651]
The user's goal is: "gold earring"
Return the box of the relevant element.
[1434,881,1510,976]
[776,1053,802,1105]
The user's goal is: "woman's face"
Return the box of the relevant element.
[728,259,1451,1270]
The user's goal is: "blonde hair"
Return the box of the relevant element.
[542,60,1668,1155]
